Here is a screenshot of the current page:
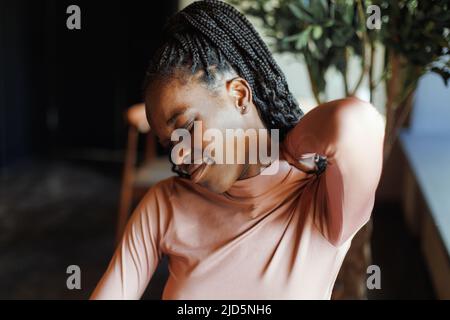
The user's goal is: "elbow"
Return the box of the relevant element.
[336,97,385,137]
[333,97,385,152]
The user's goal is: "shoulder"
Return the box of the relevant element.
[139,176,183,205]
[130,176,184,234]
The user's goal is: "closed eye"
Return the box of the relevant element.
[182,119,195,132]
[159,119,195,151]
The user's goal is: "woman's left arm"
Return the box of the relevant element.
[283,97,385,247]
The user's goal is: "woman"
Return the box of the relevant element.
[91,0,384,300]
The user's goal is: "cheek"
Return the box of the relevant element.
[205,96,244,129]
[203,109,248,156]
[218,110,244,130]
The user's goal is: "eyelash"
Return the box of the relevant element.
[182,119,195,132]
[162,118,195,150]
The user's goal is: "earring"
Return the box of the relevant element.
[241,104,247,113]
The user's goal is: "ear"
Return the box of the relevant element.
[226,77,252,114]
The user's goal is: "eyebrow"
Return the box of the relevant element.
[159,107,188,147]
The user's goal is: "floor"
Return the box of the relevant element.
[0,160,435,299]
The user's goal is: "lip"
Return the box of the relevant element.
[189,163,207,183]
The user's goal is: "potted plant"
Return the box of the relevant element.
[374,0,450,159]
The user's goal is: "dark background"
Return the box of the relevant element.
[0,0,177,299]
[0,0,178,170]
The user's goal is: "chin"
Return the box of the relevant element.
[201,172,239,194]
[204,184,225,194]
[200,179,230,194]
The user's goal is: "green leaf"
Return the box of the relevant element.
[295,0,314,17]
[312,26,323,39]
[287,3,314,23]
[295,28,312,50]
[310,0,325,20]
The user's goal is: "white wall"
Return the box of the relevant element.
[409,72,450,134]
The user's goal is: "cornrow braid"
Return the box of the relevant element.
[144,0,303,140]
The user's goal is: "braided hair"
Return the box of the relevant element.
[144,0,303,140]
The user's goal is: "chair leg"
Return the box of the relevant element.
[116,127,138,245]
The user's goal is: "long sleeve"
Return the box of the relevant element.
[283,97,385,247]
[90,188,162,300]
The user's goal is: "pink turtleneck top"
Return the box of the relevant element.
[91,98,385,300]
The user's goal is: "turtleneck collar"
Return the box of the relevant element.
[223,159,292,201]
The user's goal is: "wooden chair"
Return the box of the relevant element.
[116,103,173,243]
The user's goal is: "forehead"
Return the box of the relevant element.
[146,78,187,121]
[144,76,216,134]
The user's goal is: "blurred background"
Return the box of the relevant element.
[0,0,449,299]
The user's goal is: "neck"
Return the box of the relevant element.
[238,128,275,180]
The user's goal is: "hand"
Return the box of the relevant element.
[284,149,327,176]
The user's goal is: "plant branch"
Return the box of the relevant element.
[369,42,375,103]
[343,47,350,96]
[350,0,370,96]
[306,60,322,105]
[383,76,421,161]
